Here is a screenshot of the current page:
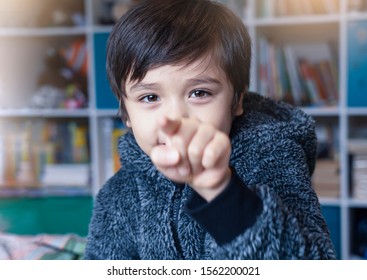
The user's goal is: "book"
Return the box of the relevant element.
[101,118,114,181]
[41,163,90,187]
[349,139,367,154]
[69,121,89,163]
[347,20,367,107]
[352,155,367,200]
[4,133,18,185]
[112,121,126,173]
[315,60,338,104]
[322,0,339,14]
[348,139,367,199]
[0,134,4,185]
[101,118,127,181]
[349,0,367,13]
[258,38,338,107]
[283,44,305,106]
[0,119,90,188]
[259,0,340,17]
[312,159,340,198]
[276,47,292,103]
[258,37,269,97]
[298,59,322,105]
[283,42,337,106]
[316,123,339,159]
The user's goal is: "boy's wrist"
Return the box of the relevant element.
[193,167,232,202]
[185,166,263,245]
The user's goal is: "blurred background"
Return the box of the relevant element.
[0,0,366,260]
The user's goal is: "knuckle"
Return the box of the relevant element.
[204,145,217,159]
[200,123,215,134]
[188,144,202,159]
[172,135,185,149]
[217,132,230,146]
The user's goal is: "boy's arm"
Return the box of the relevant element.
[187,140,336,260]
[186,167,263,245]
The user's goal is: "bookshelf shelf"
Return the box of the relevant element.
[96,109,119,117]
[302,106,340,116]
[91,26,113,33]
[0,186,91,198]
[0,108,91,118]
[0,0,366,259]
[254,14,341,26]
[0,27,87,37]
[347,108,367,115]
[319,197,342,206]
[347,13,367,20]
[348,199,367,208]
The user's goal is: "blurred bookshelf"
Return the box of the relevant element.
[0,0,366,258]
[246,0,367,259]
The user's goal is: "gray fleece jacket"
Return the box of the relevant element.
[85,92,336,260]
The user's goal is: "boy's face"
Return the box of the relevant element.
[123,56,244,156]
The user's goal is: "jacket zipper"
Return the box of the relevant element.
[171,184,184,259]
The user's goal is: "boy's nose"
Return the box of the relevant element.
[166,100,189,120]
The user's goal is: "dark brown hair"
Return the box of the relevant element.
[107,0,252,122]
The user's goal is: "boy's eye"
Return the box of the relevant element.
[140,94,160,103]
[189,89,210,99]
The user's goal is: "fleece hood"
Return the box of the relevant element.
[230,92,317,176]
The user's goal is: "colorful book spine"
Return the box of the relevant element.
[0,120,90,188]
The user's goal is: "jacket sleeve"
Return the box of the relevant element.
[187,139,336,260]
[84,173,139,260]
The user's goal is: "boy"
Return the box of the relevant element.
[85,0,336,259]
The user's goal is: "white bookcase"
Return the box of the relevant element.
[0,0,367,259]
[244,0,367,260]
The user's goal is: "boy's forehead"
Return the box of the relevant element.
[127,54,224,84]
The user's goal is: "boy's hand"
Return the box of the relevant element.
[150,116,232,201]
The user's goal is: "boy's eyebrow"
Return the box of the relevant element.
[187,76,222,86]
[129,76,222,92]
[129,82,160,92]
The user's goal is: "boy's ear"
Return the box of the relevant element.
[126,119,131,128]
[234,93,244,116]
